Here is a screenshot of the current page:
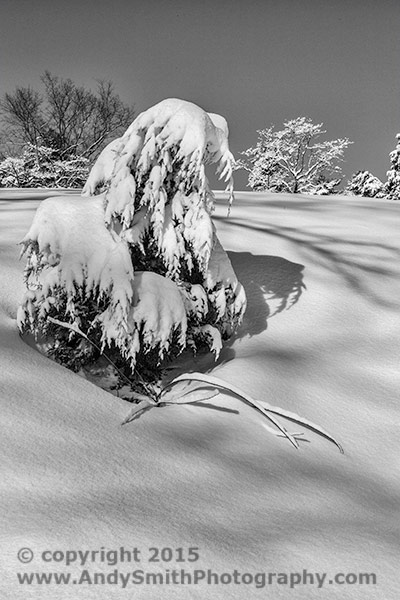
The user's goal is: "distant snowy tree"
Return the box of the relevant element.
[235,132,285,192]
[307,174,342,196]
[344,170,385,198]
[384,133,400,200]
[0,144,89,188]
[240,117,352,194]
[18,99,246,396]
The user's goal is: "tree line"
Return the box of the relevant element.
[0,73,398,198]
[0,72,134,187]
[238,117,400,199]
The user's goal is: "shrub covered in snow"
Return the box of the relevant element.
[18,99,246,396]
[385,133,400,200]
[0,144,89,188]
[305,176,342,196]
[344,170,386,198]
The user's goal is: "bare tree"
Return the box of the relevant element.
[84,80,133,158]
[1,87,44,147]
[0,72,134,159]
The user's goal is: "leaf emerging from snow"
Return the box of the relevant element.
[160,380,219,405]
[167,372,344,453]
[121,398,157,425]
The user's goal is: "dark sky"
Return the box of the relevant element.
[1,0,399,189]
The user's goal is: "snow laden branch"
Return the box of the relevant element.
[18,99,246,393]
[82,98,235,217]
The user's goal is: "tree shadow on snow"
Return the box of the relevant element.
[228,252,305,338]
[0,189,79,202]
[216,217,400,309]
[163,253,305,381]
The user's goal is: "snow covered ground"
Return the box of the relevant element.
[1,188,399,599]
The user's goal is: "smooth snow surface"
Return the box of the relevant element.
[1,189,399,599]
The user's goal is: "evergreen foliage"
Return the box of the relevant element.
[344,170,385,198]
[385,133,400,200]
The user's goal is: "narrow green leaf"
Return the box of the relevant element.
[258,401,344,454]
[161,379,219,404]
[121,398,156,425]
[162,388,220,405]
[168,373,299,449]
[169,372,343,453]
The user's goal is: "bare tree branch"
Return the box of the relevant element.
[0,72,135,160]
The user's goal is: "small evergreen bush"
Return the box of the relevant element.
[344,170,385,198]
[18,99,246,396]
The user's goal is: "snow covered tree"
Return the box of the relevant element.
[384,133,400,200]
[240,117,352,194]
[18,98,246,396]
[344,170,385,198]
[305,174,342,196]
